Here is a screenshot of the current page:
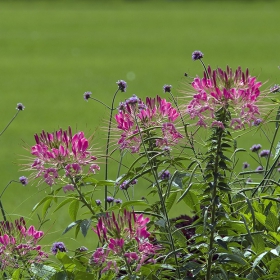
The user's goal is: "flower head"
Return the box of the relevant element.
[16,103,25,111]
[270,84,280,93]
[243,162,249,169]
[159,170,171,180]
[95,199,102,206]
[186,66,262,129]
[256,166,263,173]
[26,127,99,186]
[91,210,159,274]
[51,242,67,255]
[83,91,92,101]
[116,80,127,92]
[106,196,114,203]
[19,176,28,186]
[192,50,204,61]
[115,95,182,153]
[0,218,47,269]
[163,84,172,93]
[250,144,262,152]
[259,149,271,158]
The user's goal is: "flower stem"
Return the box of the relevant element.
[105,88,119,210]
[0,110,20,137]
[132,109,181,279]
[206,127,223,280]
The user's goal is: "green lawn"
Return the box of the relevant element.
[0,0,280,250]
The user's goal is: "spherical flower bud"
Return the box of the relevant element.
[256,166,263,173]
[250,144,262,152]
[106,196,114,203]
[16,103,25,111]
[95,199,102,206]
[19,176,28,186]
[83,91,92,101]
[114,199,122,204]
[270,84,280,93]
[159,170,171,180]
[252,119,262,126]
[51,242,67,255]
[163,84,172,93]
[243,162,249,169]
[192,50,204,61]
[116,80,127,92]
[259,149,271,158]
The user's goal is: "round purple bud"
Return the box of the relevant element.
[252,119,262,126]
[83,91,92,101]
[250,144,262,153]
[242,162,249,169]
[126,94,139,105]
[192,50,204,61]
[114,199,122,204]
[51,242,67,255]
[159,170,171,180]
[19,176,28,186]
[116,80,127,92]
[270,84,280,93]
[16,103,25,111]
[163,85,172,93]
[95,199,101,206]
[256,166,263,173]
[106,196,114,203]
[259,149,271,158]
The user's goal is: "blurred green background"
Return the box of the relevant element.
[0,0,280,251]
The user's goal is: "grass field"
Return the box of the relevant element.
[1,0,280,250]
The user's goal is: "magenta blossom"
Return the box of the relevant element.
[115,95,183,153]
[186,66,263,129]
[91,210,159,274]
[0,218,47,270]
[27,127,100,186]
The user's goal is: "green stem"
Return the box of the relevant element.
[0,110,20,137]
[105,88,119,210]
[132,110,181,279]
[69,176,95,217]
[206,127,223,280]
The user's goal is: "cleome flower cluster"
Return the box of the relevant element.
[186,65,263,129]
[28,126,100,187]
[91,210,159,275]
[115,95,183,153]
[0,218,47,270]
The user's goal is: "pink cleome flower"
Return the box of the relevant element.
[0,218,47,270]
[186,66,263,129]
[28,127,100,186]
[91,210,159,274]
[115,95,183,153]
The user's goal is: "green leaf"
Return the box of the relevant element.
[30,263,57,279]
[32,196,53,212]
[165,192,177,213]
[56,252,75,271]
[53,197,77,213]
[254,212,266,228]
[265,211,279,232]
[219,253,247,265]
[68,199,79,221]
[12,269,20,280]
[121,200,149,209]
[42,197,53,217]
[252,251,268,269]
[80,219,92,237]
[97,180,115,186]
[181,189,200,213]
[62,220,82,235]
[252,234,265,254]
[274,141,280,160]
